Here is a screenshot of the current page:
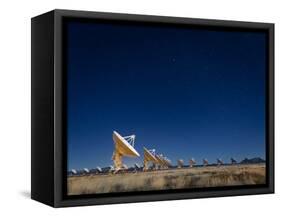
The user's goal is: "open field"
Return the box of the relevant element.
[67,163,265,195]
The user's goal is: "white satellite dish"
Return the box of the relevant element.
[112,131,140,172]
[178,159,184,168]
[143,147,158,171]
[217,158,223,166]
[109,165,114,172]
[96,166,102,173]
[156,154,168,169]
[71,169,77,175]
[134,163,140,169]
[203,158,209,166]
[83,168,89,173]
[231,158,237,164]
[189,158,196,167]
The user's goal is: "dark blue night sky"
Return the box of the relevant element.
[66,20,266,170]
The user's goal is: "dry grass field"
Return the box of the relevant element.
[67,163,265,195]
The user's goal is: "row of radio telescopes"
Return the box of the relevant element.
[69,131,239,175]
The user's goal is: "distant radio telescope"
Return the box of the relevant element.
[143,147,158,171]
[203,158,209,166]
[83,168,89,174]
[217,158,223,166]
[96,166,102,173]
[189,158,196,167]
[177,159,184,168]
[231,158,237,164]
[112,131,140,172]
[134,163,141,171]
[71,169,77,175]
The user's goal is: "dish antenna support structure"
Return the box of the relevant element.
[112,131,140,172]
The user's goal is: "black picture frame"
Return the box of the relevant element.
[31,9,274,207]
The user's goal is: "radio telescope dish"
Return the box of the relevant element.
[178,159,184,168]
[144,147,157,162]
[134,163,141,169]
[112,131,140,171]
[189,158,196,167]
[143,147,158,171]
[83,168,89,174]
[203,158,208,166]
[109,165,114,172]
[96,166,102,173]
[231,158,237,164]
[157,154,169,169]
[71,169,77,175]
[217,158,223,166]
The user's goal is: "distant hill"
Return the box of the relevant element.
[240,157,265,164]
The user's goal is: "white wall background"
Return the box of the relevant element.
[0,0,279,215]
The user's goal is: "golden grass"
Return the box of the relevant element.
[67,164,266,195]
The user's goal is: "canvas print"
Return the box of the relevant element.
[65,19,267,196]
